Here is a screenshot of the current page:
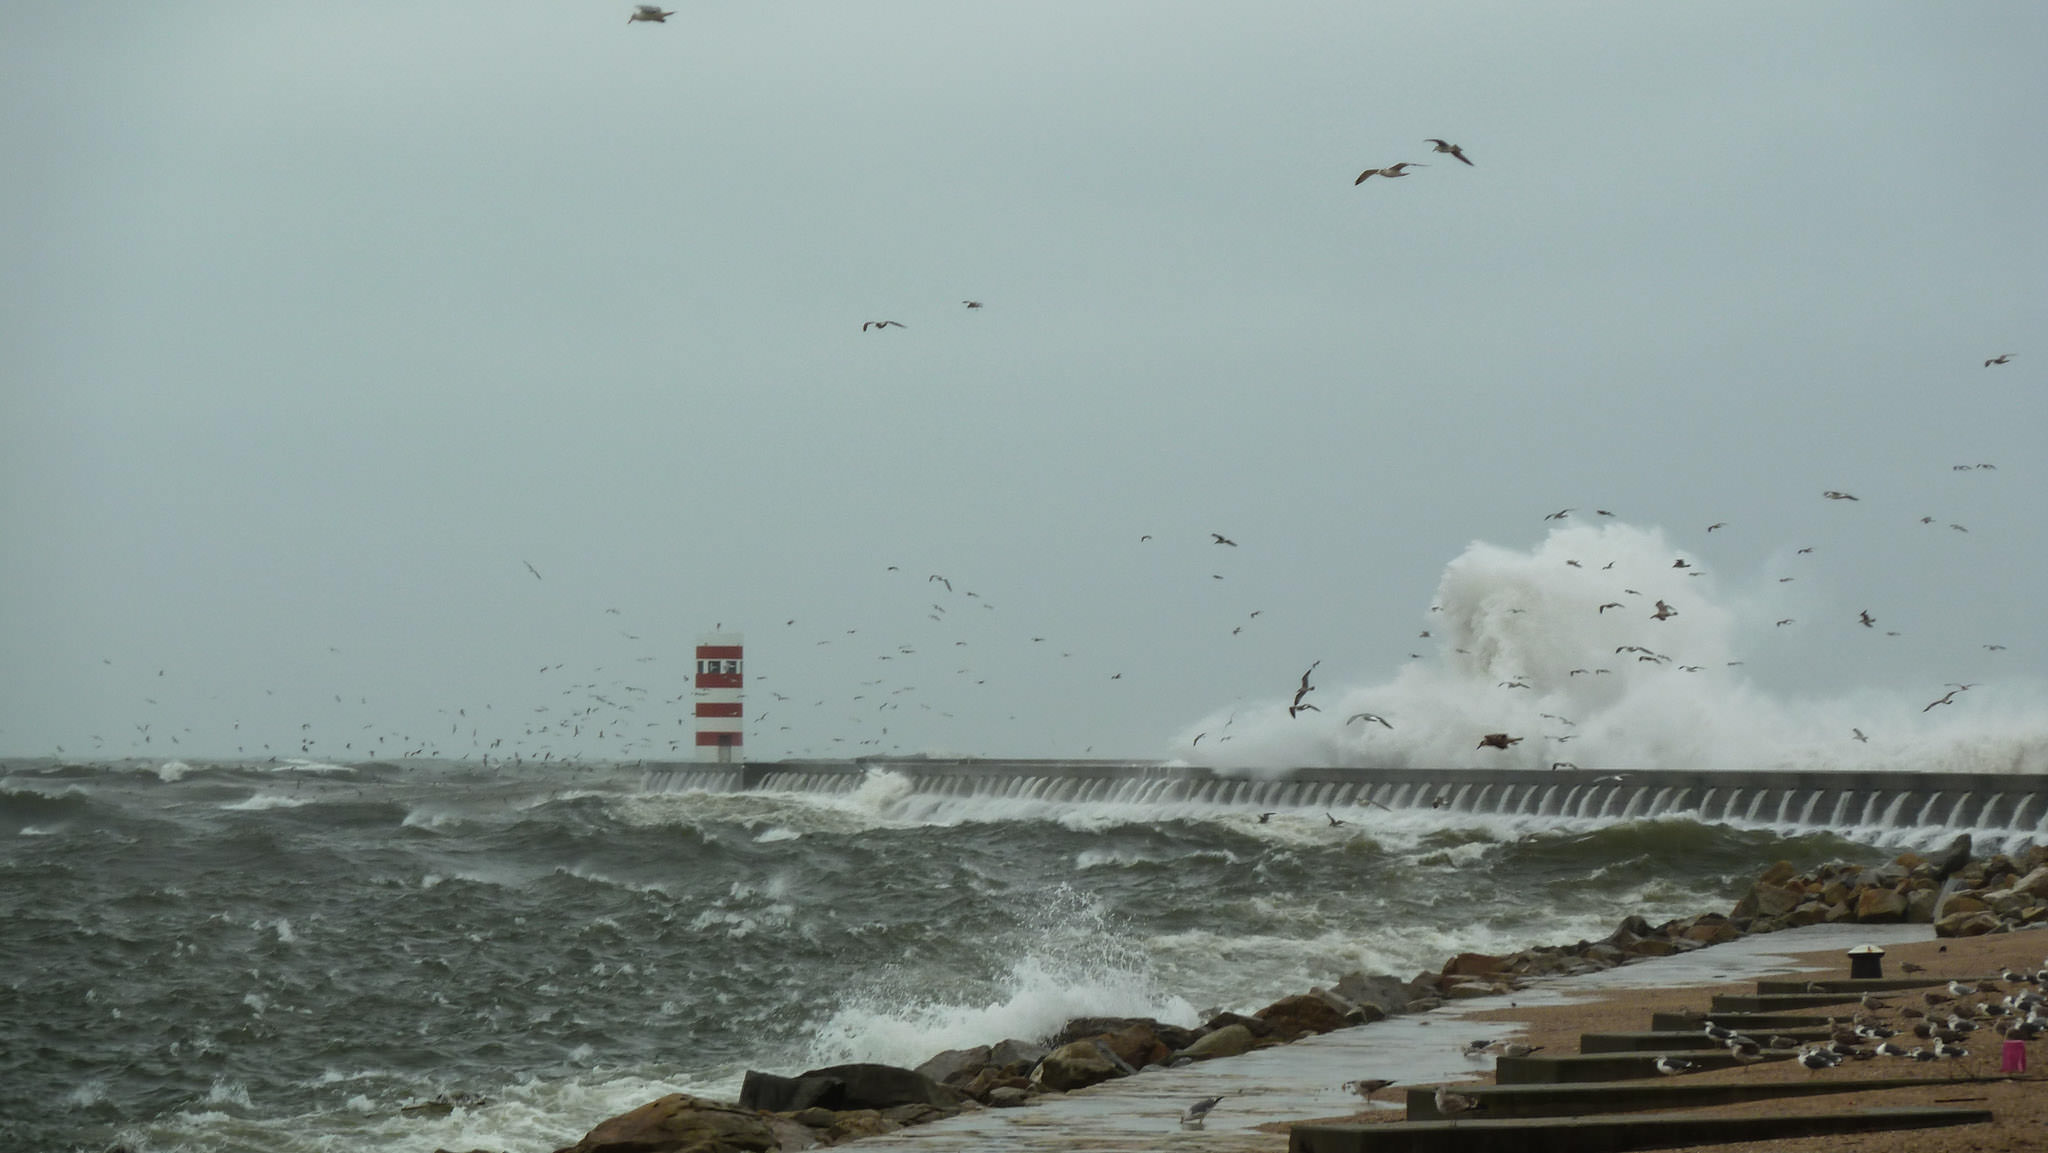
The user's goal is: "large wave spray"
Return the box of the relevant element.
[1180,522,2047,773]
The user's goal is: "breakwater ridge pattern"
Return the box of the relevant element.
[643,760,2048,846]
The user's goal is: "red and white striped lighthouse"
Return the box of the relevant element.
[694,632,744,763]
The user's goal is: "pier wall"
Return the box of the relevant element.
[639,759,2047,845]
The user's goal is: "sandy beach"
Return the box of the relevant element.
[1287,927,2048,1152]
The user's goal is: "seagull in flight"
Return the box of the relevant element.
[1291,661,1321,710]
[1544,508,1573,520]
[1823,490,1859,501]
[1859,611,1876,628]
[628,5,674,22]
[1346,712,1392,728]
[1211,532,1238,546]
[1423,139,1473,165]
[1355,162,1426,183]
[961,300,984,309]
[1476,732,1522,750]
[862,320,906,331]
[522,560,543,581]
[1985,353,2014,367]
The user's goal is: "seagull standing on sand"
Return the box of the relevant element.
[1180,1096,1224,1129]
[1343,1078,1396,1100]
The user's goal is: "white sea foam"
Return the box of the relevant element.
[142,1068,730,1153]
[205,1077,253,1108]
[1178,522,2048,774]
[804,884,1197,1068]
[222,792,313,811]
[268,759,354,775]
[157,760,192,782]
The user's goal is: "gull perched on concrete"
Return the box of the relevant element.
[1434,1085,1482,1124]
[1180,1095,1224,1129]
[1654,1056,1697,1075]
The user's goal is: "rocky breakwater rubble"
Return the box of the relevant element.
[1731,833,2048,938]
[534,832,2048,1153]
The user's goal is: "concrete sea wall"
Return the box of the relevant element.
[639,759,2048,846]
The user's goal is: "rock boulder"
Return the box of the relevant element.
[551,1093,777,1153]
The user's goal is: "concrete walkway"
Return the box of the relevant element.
[848,923,1934,1152]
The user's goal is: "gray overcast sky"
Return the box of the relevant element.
[4,2,2043,766]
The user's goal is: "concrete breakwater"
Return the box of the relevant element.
[640,760,2048,846]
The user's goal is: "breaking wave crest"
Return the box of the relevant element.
[1179,522,2048,773]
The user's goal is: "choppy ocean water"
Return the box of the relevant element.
[0,755,2012,1153]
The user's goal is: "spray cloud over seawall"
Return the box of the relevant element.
[1180,522,2047,774]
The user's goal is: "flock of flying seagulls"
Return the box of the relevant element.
[1354,139,1475,185]
[1257,453,2020,764]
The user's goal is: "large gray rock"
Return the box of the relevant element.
[987,1039,1048,1072]
[1254,993,1353,1039]
[1332,971,1412,1016]
[2011,865,2048,900]
[1049,1017,1198,1052]
[1930,834,1973,880]
[1176,1023,1255,1061]
[1030,1040,1122,1092]
[913,1046,989,1086]
[1854,887,1909,922]
[1934,909,2000,938]
[738,1064,960,1114]
[551,1093,778,1153]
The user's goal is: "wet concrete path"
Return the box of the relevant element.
[850,923,1933,1152]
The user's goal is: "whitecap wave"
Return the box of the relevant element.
[222,792,313,811]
